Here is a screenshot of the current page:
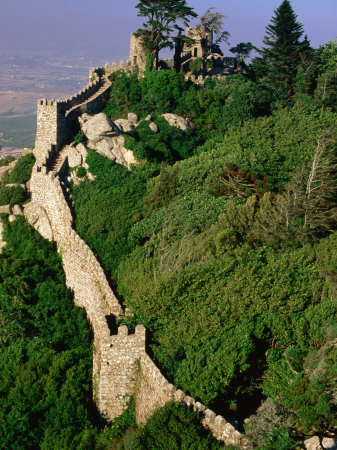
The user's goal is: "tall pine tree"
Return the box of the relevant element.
[253,0,311,107]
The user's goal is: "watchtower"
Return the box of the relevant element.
[130,34,147,70]
[183,26,213,60]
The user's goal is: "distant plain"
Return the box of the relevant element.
[0,51,97,148]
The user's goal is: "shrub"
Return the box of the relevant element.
[189,57,203,75]
[0,216,94,448]
[104,70,142,119]
[0,185,27,205]
[137,401,222,449]
[76,166,86,178]
[73,131,86,145]
[0,155,15,167]
[8,153,35,184]
[125,116,202,163]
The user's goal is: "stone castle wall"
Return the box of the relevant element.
[99,325,146,419]
[30,163,122,401]
[28,61,247,445]
[34,69,111,165]
[29,153,247,445]
[136,349,246,447]
[130,34,147,70]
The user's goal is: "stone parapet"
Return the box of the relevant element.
[136,350,248,448]
[99,325,146,420]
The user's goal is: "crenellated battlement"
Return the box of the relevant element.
[103,58,135,76]
[34,68,110,165]
[37,98,59,107]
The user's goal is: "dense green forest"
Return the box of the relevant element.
[72,1,337,447]
[0,216,221,448]
[2,0,337,448]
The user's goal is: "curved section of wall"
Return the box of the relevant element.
[30,168,121,319]
[29,63,247,445]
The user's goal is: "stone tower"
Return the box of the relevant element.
[130,34,147,70]
[183,26,213,59]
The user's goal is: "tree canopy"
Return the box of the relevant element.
[253,0,312,106]
[135,0,197,69]
[196,8,230,74]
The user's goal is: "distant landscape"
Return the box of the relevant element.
[0,51,101,148]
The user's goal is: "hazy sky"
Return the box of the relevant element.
[1,0,336,64]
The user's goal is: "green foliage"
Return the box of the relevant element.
[0,184,27,206]
[252,0,312,108]
[0,155,15,167]
[72,149,155,277]
[229,42,255,64]
[117,229,334,405]
[262,425,297,449]
[105,70,194,121]
[314,40,337,110]
[189,57,202,74]
[141,163,179,216]
[73,130,86,145]
[0,216,95,448]
[125,115,202,163]
[137,401,222,449]
[105,70,142,119]
[177,76,254,137]
[145,54,155,73]
[244,398,292,449]
[262,336,337,441]
[8,153,35,184]
[140,70,188,114]
[191,101,336,191]
[76,166,86,178]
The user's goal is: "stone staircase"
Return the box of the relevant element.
[48,146,69,174]
[65,76,111,116]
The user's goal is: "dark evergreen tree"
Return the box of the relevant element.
[315,40,337,110]
[253,0,311,106]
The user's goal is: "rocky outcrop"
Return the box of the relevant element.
[24,202,54,241]
[22,148,33,156]
[79,113,120,145]
[79,113,138,169]
[149,122,158,132]
[305,437,337,450]
[161,113,193,130]
[95,136,137,167]
[127,112,139,125]
[0,205,11,214]
[114,119,135,135]
[77,111,195,169]
[68,146,83,167]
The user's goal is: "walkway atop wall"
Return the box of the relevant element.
[65,74,111,116]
